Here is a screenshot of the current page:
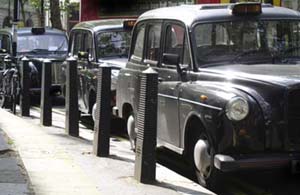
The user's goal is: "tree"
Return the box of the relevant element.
[49,0,62,30]
[29,0,65,30]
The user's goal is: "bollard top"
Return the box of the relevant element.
[142,67,158,75]
[43,59,52,63]
[66,56,77,62]
[21,56,30,61]
[99,65,112,69]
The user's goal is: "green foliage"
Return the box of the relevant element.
[28,0,41,10]
[28,0,70,12]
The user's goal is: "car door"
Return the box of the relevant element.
[156,22,190,148]
[152,21,185,147]
[80,31,96,113]
[70,30,87,112]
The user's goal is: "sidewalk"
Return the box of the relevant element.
[0,108,215,195]
[0,129,34,195]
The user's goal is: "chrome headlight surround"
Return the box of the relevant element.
[226,97,249,121]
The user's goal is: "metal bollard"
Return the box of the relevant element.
[20,57,30,116]
[134,67,158,184]
[93,66,111,157]
[65,57,79,137]
[40,59,52,126]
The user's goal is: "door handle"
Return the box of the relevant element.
[158,77,164,82]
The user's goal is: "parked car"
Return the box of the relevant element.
[116,3,300,190]
[62,19,135,121]
[0,27,68,107]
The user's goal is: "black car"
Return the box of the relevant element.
[63,19,134,121]
[0,27,68,106]
[116,3,300,190]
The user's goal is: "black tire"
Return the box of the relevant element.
[189,132,223,192]
[0,94,10,108]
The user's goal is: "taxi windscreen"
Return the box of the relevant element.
[193,20,300,67]
[17,34,68,54]
[96,31,131,59]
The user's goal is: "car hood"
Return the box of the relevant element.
[205,64,300,88]
[99,58,128,69]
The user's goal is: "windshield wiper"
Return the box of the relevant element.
[54,41,67,53]
[27,48,49,53]
[232,49,262,63]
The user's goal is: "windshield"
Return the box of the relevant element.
[193,20,300,67]
[96,31,131,60]
[17,34,68,54]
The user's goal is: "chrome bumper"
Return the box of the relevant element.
[214,154,300,173]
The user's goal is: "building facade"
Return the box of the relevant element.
[0,0,40,28]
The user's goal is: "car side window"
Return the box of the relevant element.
[73,31,83,56]
[145,23,162,63]
[131,24,145,62]
[164,23,190,67]
[0,34,11,52]
[83,32,94,59]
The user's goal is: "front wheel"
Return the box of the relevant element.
[127,114,137,151]
[92,103,97,122]
[191,134,222,192]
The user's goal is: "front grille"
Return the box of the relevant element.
[287,89,300,150]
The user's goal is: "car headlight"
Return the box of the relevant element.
[226,97,249,121]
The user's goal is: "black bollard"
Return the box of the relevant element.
[40,59,52,126]
[20,57,30,116]
[65,57,79,137]
[93,66,111,157]
[134,67,158,184]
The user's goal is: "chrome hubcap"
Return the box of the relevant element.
[194,139,212,178]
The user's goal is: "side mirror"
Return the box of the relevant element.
[78,51,89,60]
[162,53,184,74]
[162,53,179,66]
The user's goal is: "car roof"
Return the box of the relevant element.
[0,27,66,36]
[71,19,134,33]
[138,4,300,27]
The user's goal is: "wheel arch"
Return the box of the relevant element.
[182,112,213,156]
[122,103,133,120]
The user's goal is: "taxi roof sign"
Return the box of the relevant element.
[230,3,262,16]
[31,27,45,35]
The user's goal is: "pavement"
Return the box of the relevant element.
[0,129,34,195]
[0,107,215,195]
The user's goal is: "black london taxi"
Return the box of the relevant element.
[0,27,68,98]
[63,19,134,120]
[116,3,300,190]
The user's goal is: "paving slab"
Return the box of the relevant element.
[0,183,31,195]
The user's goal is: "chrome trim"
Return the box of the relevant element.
[158,93,178,100]
[157,93,223,110]
[179,98,223,111]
